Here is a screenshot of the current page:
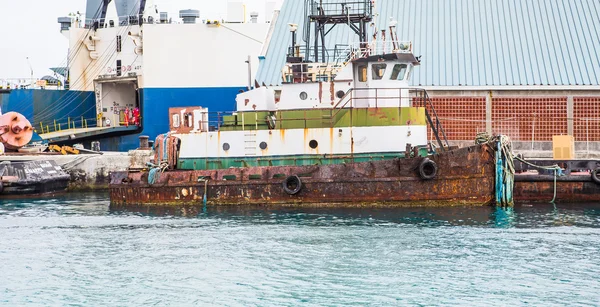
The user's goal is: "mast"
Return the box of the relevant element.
[305,0,373,63]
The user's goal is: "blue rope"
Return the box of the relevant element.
[495,137,515,207]
[148,167,161,185]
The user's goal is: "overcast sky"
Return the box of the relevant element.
[0,0,281,79]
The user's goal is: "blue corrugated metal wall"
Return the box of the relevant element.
[256,0,600,87]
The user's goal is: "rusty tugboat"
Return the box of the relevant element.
[109,0,512,209]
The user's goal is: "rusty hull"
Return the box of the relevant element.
[514,174,600,203]
[110,144,496,208]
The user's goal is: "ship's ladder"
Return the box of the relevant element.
[244,130,257,156]
[419,90,450,151]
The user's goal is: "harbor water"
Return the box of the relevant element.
[1,193,599,306]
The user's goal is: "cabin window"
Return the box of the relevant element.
[372,64,387,80]
[357,65,367,82]
[183,113,194,128]
[172,114,180,128]
[116,35,122,52]
[391,64,408,80]
[116,60,122,76]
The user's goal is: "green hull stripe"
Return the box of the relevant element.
[177,150,429,170]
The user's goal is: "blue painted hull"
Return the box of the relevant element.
[0,89,96,129]
[0,87,242,151]
[101,87,241,151]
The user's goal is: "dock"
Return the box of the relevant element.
[0,149,152,190]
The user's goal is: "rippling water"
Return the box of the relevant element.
[1,193,600,306]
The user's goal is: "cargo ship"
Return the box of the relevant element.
[0,0,274,151]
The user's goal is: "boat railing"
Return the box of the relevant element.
[0,78,64,90]
[282,41,414,84]
[85,14,156,29]
[347,41,414,60]
[287,44,351,64]
[282,62,346,83]
[36,116,100,135]
[332,87,449,149]
[307,0,373,18]
[186,87,448,150]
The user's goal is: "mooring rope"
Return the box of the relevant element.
[513,155,563,203]
[476,132,564,205]
[147,133,171,185]
[147,161,168,185]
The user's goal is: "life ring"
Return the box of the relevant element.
[282,175,302,195]
[592,169,600,185]
[266,115,276,129]
[418,158,438,180]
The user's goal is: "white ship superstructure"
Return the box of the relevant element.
[2,0,274,151]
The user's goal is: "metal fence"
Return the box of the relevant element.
[424,96,600,151]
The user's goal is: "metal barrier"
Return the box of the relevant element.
[37,117,99,134]
[308,0,373,18]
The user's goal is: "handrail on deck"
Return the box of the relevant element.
[190,87,449,150]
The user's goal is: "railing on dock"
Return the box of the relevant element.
[37,117,99,135]
[332,88,450,150]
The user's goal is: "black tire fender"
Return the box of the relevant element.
[282,175,302,195]
[592,169,600,185]
[418,158,438,180]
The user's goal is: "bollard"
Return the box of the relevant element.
[91,141,101,152]
[139,135,150,149]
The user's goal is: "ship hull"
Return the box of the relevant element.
[109,144,496,208]
[514,174,600,203]
[1,87,240,151]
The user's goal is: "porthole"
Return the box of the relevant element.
[336,90,345,99]
[309,140,318,149]
[259,141,268,150]
[299,91,308,100]
[223,143,230,151]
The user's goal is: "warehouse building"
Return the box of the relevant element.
[257,0,600,156]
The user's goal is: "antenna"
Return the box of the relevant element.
[26,57,34,80]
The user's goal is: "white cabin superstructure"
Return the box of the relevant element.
[166,0,448,171]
